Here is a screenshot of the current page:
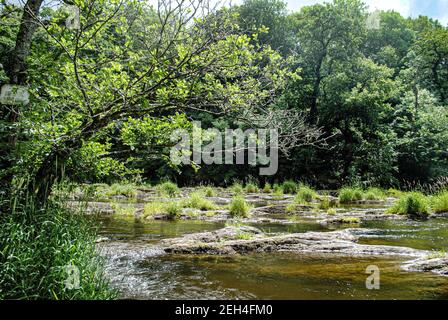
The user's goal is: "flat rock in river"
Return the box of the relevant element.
[161,226,427,257]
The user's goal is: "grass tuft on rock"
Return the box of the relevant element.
[431,191,448,213]
[156,181,179,198]
[295,185,317,203]
[339,187,364,204]
[282,181,298,194]
[183,192,217,211]
[229,196,250,218]
[387,192,430,218]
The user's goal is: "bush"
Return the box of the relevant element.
[339,187,364,204]
[282,181,298,194]
[183,192,216,211]
[229,196,250,218]
[365,188,386,200]
[295,185,317,203]
[245,182,259,193]
[156,182,179,198]
[272,183,282,193]
[105,183,137,199]
[0,199,116,300]
[387,192,430,217]
[431,191,448,213]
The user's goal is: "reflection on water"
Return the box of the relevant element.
[97,215,448,300]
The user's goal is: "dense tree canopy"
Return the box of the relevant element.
[1,0,448,196]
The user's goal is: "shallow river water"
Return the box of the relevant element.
[96,213,448,300]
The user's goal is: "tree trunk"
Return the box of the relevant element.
[1,0,44,196]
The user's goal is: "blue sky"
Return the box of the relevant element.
[230,0,448,25]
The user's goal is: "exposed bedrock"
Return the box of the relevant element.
[161,226,427,258]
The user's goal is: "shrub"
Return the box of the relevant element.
[105,183,137,199]
[229,196,250,218]
[387,192,430,217]
[295,185,317,203]
[365,188,386,200]
[282,181,298,194]
[339,187,364,204]
[431,191,448,213]
[156,182,179,198]
[0,199,116,300]
[245,182,259,193]
[183,192,216,211]
[262,183,272,193]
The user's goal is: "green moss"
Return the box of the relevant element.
[387,192,430,217]
[229,196,251,218]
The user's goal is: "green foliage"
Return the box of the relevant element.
[143,202,168,218]
[295,185,317,203]
[156,182,179,198]
[327,208,337,215]
[200,186,217,197]
[111,203,136,216]
[245,182,259,193]
[0,199,116,300]
[165,202,183,219]
[282,181,298,194]
[105,183,137,199]
[365,188,386,200]
[339,187,364,204]
[262,183,272,193]
[387,192,430,217]
[183,192,217,211]
[230,183,244,195]
[229,196,251,218]
[431,191,448,214]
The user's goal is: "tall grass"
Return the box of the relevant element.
[339,187,364,204]
[295,185,317,203]
[431,191,448,213]
[387,192,430,217]
[282,181,298,194]
[0,197,116,300]
[156,181,179,198]
[229,196,250,218]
